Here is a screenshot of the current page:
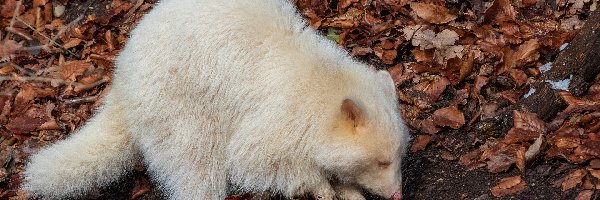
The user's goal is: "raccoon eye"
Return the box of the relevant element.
[378,161,391,168]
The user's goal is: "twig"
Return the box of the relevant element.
[15,16,83,58]
[8,62,35,76]
[0,75,83,87]
[62,95,98,105]
[74,78,107,92]
[7,0,22,33]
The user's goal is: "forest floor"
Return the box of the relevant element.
[1,0,599,199]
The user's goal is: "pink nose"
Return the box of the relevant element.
[391,191,402,200]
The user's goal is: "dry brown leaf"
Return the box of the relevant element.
[418,117,440,134]
[13,84,56,114]
[516,147,526,172]
[514,39,540,67]
[0,40,22,61]
[590,170,600,180]
[556,92,600,120]
[459,149,486,170]
[513,110,547,133]
[491,176,526,197]
[487,153,515,173]
[374,46,397,65]
[351,47,372,56]
[509,69,528,87]
[525,134,544,161]
[63,38,82,49]
[33,0,47,7]
[409,3,457,24]
[503,128,539,144]
[337,0,358,11]
[590,159,600,169]
[432,106,465,129]
[58,60,93,81]
[404,27,459,50]
[458,51,475,81]
[575,190,594,200]
[580,141,600,157]
[440,150,456,160]
[410,135,432,153]
[5,107,49,134]
[411,49,432,63]
[473,75,488,97]
[561,169,587,191]
[0,0,25,18]
[483,0,517,23]
[412,75,450,103]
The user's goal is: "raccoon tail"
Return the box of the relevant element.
[22,97,138,199]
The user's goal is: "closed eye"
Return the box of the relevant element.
[378,161,391,167]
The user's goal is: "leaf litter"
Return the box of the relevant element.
[1,0,600,199]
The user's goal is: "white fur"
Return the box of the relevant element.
[22,0,410,199]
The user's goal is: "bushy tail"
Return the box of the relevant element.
[22,98,137,199]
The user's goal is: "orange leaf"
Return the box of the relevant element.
[561,169,587,191]
[513,110,547,133]
[410,135,432,153]
[432,106,465,129]
[410,3,457,24]
[491,176,526,197]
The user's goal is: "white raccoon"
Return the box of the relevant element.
[22,0,410,199]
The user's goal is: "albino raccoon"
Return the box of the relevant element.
[22,0,411,199]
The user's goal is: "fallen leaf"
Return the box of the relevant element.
[404,26,459,50]
[63,38,82,49]
[410,135,432,152]
[0,0,25,18]
[373,46,397,65]
[418,117,440,134]
[432,106,465,129]
[513,110,547,133]
[410,3,457,24]
[483,0,517,23]
[575,190,593,200]
[13,84,56,114]
[503,128,539,144]
[5,107,49,134]
[491,176,526,197]
[525,134,544,161]
[412,75,450,102]
[0,40,22,61]
[487,153,515,173]
[516,147,526,172]
[58,60,93,81]
[440,150,457,160]
[561,169,587,191]
[590,159,600,169]
[458,149,485,171]
[514,39,540,67]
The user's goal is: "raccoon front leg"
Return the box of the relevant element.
[310,180,336,200]
[334,184,365,200]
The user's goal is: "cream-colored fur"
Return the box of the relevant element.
[22,0,410,199]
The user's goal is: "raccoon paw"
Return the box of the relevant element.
[334,185,365,200]
[311,184,335,200]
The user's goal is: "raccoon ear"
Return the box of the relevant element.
[341,99,364,127]
[377,70,396,94]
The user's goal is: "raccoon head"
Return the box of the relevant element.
[314,70,409,198]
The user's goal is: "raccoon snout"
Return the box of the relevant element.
[391,191,402,200]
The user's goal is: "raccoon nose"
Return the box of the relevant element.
[391,191,402,200]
